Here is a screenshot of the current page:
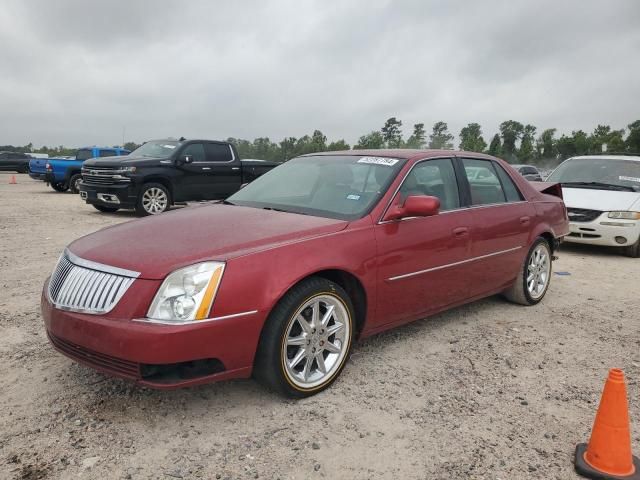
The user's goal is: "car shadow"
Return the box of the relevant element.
[559,242,625,258]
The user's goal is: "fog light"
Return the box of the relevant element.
[615,236,627,244]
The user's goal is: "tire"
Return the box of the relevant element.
[51,182,68,192]
[623,238,640,258]
[254,277,355,398]
[136,183,171,216]
[503,237,552,306]
[19,164,29,174]
[92,205,119,213]
[69,173,82,194]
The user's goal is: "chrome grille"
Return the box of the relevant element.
[82,167,131,186]
[567,208,602,223]
[48,250,139,314]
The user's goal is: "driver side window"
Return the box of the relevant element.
[181,143,206,163]
[399,158,460,211]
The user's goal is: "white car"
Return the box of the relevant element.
[547,155,640,257]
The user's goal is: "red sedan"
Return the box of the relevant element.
[42,150,569,397]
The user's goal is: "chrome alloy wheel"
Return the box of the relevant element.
[282,294,351,389]
[142,187,168,214]
[527,243,550,299]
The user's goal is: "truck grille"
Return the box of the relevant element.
[566,208,602,223]
[48,251,139,314]
[82,167,130,186]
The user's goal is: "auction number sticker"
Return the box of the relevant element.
[619,175,640,183]
[357,157,399,166]
[163,144,177,149]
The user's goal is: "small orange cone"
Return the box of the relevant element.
[575,368,639,479]
[9,175,17,184]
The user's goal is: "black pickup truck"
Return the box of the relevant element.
[79,138,279,215]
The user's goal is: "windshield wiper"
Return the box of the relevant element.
[262,206,308,215]
[561,182,636,192]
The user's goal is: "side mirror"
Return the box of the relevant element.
[178,154,194,165]
[383,195,440,221]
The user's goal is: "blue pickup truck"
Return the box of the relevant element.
[29,146,130,193]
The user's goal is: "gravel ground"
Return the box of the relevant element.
[1,172,639,480]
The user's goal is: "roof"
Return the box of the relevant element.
[568,155,640,162]
[308,148,497,160]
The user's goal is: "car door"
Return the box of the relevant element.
[173,142,208,201]
[374,157,473,327]
[460,157,535,297]
[0,152,9,170]
[201,142,242,199]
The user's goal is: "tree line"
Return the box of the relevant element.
[3,118,639,166]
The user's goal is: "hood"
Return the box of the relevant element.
[561,187,640,211]
[68,204,349,279]
[83,155,164,168]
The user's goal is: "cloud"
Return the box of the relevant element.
[1,0,639,148]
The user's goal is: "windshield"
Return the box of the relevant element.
[130,140,180,158]
[75,149,94,161]
[548,158,640,191]
[227,155,405,220]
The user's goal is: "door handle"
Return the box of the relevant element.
[520,216,531,225]
[202,167,211,170]
[452,227,469,238]
[231,167,240,171]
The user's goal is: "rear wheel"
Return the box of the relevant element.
[19,164,29,174]
[92,205,119,213]
[254,277,354,398]
[503,237,552,305]
[136,183,170,216]
[51,182,68,192]
[623,238,640,258]
[69,173,82,194]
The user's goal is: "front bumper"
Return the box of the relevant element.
[41,279,263,389]
[565,215,640,247]
[78,181,137,209]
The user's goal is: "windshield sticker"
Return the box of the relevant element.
[357,157,399,166]
[346,194,361,200]
[619,175,640,183]
[163,144,176,149]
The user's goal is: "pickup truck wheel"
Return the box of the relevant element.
[92,205,119,213]
[69,174,82,194]
[51,182,68,192]
[623,238,640,258]
[19,164,29,174]
[503,237,552,305]
[137,183,170,216]
[254,277,354,398]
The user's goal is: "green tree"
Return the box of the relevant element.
[589,124,611,153]
[626,120,640,153]
[537,128,557,159]
[458,123,486,152]
[499,120,524,162]
[294,135,314,156]
[251,137,280,161]
[488,133,502,156]
[355,131,385,149]
[327,139,350,151]
[279,137,297,161]
[606,129,626,153]
[519,124,537,162]
[428,121,454,149]
[310,130,328,152]
[381,117,403,148]
[405,123,426,148]
[123,141,141,151]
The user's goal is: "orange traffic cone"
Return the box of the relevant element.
[9,175,17,184]
[575,369,639,479]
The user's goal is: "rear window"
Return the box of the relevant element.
[99,150,117,158]
[76,150,94,161]
[205,143,233,162]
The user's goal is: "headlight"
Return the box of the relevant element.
[146,262,225,323]
[607,211,640,220]
[119,166,137,174]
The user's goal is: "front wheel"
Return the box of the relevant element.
[254,277,355,398]
[69,174,82,194]
[623,238,640,258]
[136,183,170,216]
[51,182,68,192]
[19,164,29,174]
[503,237,552,305]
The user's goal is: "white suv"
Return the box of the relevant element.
[547,155,640,257]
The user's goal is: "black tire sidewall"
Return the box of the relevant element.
[69,174,82,194]
[136,183,170,216]
[522,238,552,305]
[254,277,355,398]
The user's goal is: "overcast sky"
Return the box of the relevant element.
[1,0,639,148]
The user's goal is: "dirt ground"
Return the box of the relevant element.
[1,172,639,480]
